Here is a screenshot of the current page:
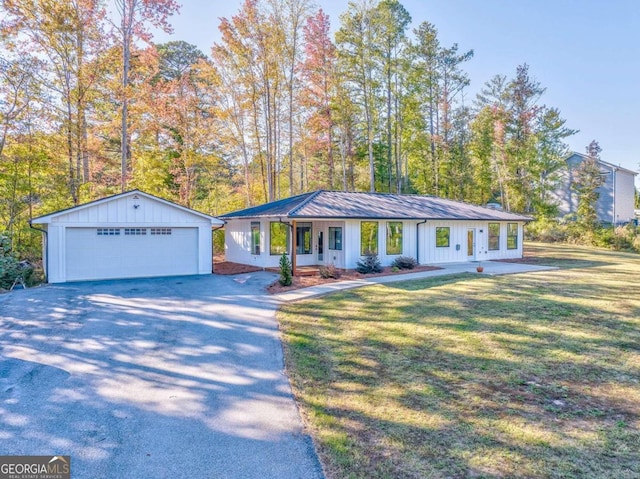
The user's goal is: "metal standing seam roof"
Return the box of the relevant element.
[219,190,532,222]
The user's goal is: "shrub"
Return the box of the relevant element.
[0,235,33,290]
[279,253,292,286]
[356,253,382,274]
[391,256,417,270]
[319,263,341,279]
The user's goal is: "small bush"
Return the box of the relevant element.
[0,235,33,290]
[279,253,292,286]
[319,263,341,279]
[391,256,417,270]
[356,253,382,274]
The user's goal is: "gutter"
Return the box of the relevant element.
[29,221,48,283]
[416,219,427,264]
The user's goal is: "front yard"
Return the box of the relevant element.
[278,243,640,478]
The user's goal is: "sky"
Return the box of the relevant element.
[148,0,640,186]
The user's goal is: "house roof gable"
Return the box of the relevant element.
[220,190,531,222]
[566,152,638,176]
[31,190,223,224]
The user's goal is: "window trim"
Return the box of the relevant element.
[295,222,313,255]
[269,222,290,256]
[435,227,450,248]
[488,223,500,251]
[386,221,403,256]
[250,221,261,255]
[328,227,343,251]
[360,221,379,255]
[507,223,518,250]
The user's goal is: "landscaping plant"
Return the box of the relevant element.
[355,253,382,274]
[278,252,292,286]
[391,255,417,269]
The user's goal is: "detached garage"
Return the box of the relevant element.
[31,190,223,283]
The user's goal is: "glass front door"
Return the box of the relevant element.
[467,229,475,259]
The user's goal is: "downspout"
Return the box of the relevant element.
[416,219,427,264]
[29,221,48,283]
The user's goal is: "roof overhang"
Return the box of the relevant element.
[31,189,224,225]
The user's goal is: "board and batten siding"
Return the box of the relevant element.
[225,218,347,268]
[36,192,216,282]
[225,217,525,270]
[343,219,418,270]
[421,221,523,264]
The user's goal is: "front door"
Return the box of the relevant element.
[317,230,324,263]
[467,229,476,260]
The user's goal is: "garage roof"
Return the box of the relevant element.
[219,190,532,222]
[31,190,223,225]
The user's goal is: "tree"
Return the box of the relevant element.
[113,0,179,192]
[573,140,604,228]
[336,0,380,192]
[373,0,411,192]
[300,9,337,189]
[2,0,110,203]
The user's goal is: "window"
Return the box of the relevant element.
[270,222,289,255]
[150,228,171,235]
[328,227,342,250]
[361,221,378,255]
[436,227,450,247]
[386,222,403,255]
[250,222,260,255]
[97,228,120,236]
[295,223,312,254]
[124,228,146,235]
[507,223,518,249]
[488,223,500,251]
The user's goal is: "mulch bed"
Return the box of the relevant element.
[266,265,442,294]
[213,261,263,275]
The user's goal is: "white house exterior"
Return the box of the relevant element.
[31,190,223,283]
[220,191,531,271]
[552,153,637,224]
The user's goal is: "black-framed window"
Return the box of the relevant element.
[328,227,342,250]
[361,221,378,255]
[507,223,518,250]
[386,222,403,255]
[436,227,450,248]
[296,223,312,254]
[270,222,289,255]
[488,223,500,251]
[250,221,260,255]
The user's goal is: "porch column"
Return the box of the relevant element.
[291,219,297,276]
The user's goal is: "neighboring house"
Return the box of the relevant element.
[31,190,223,283]
[220,190,531,272]
[552,152,637,224]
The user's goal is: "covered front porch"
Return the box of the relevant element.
[272,219,346,276]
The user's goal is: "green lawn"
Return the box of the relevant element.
[278,243,640,479]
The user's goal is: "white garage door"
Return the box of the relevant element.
[65,227,199,281]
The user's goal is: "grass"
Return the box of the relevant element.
[278,243,640,479]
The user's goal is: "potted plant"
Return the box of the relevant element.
[476,263,484,273]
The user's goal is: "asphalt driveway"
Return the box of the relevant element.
[0,273,324,478]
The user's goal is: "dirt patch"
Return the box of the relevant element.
[266,265,442,294]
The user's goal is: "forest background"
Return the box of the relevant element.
[1,0,639,270]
